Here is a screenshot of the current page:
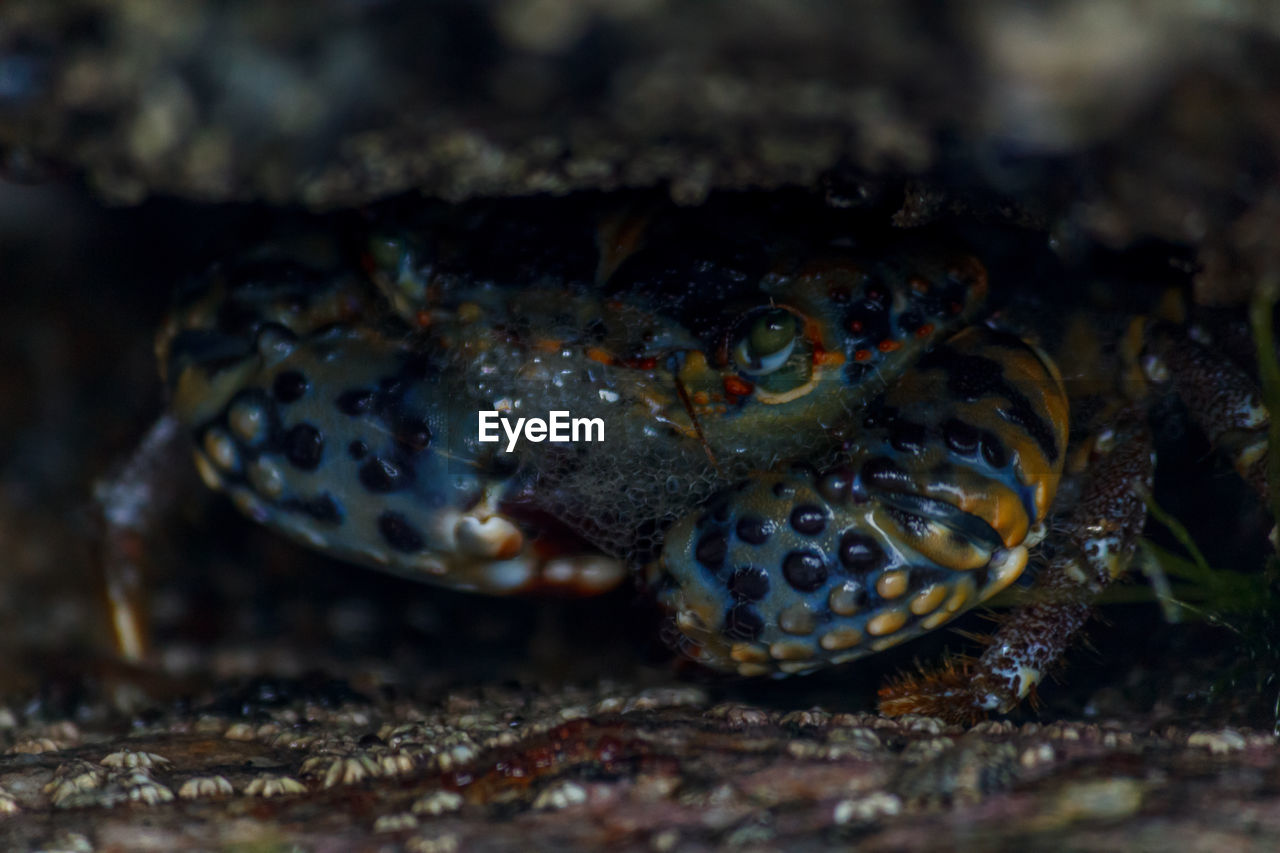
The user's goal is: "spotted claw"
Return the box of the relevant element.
[652,327,1068,677]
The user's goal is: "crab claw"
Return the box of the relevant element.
[650,327,1068,678]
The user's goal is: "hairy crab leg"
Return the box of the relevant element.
[878,407,1155,720]
[1143,320,1271,501]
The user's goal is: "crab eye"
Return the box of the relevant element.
[732,308,799,376]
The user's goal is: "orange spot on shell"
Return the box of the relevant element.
[813,346,844,367]
[877,339,902,353]
[854,349,873,362]
[723,376,754,398]
[586,348,615,365]
[914,323,935,339]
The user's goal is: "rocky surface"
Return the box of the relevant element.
[0,679,1277,852]
[0,1,1276,279]
[2,1,1280,849]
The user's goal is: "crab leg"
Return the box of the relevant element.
[94,413,189,661]
[1143,321,1271,500]
[878,407,1154,720]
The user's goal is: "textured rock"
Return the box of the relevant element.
[0,679,1277,850]
[3,1,1278,298]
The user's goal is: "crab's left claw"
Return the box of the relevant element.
[650,327,1069,679]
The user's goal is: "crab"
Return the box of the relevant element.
[101,196,1273,722]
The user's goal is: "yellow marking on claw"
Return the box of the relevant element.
[769,641,814,661]
[819,627,862,651]
[731,643,770,664]
[870,633,911,653]
[883,473,1031,553]
[778,661,817,674]
[945,585,970,614]
[874,503,999,571]
[977,546,1028,602]
[828,581,861,616]
[173,361,256,427]
[866,609,908,637]
[876,570,909,599]
[1033,478,1052,520]
[909,584,948,616]
[921,607,955,630]
[193,452,223,492]
[203,430,238,472]
[779,603,817,635]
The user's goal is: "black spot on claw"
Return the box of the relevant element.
[723,603,764,641]
[817,468,852,502]
[980,432,1008,467]
[284,493,341,524]
[359,456,410,493]
[283,423,324,470]
[335,389,375,416]
[943,418,980,455]
[394,417,432,453]
[735,515,773,545]
[348,440,369,460]
[789,504,827,535]
[920,342,1059,462]
[727,567,769,601]
[838,531,885,573]
[306,494,341,523]
[783,550,828,592]
[694,532,727,569]
[889,420,927,454]
[272,370,309,403]
[378,511,424,552]
[919,347,1003,401]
